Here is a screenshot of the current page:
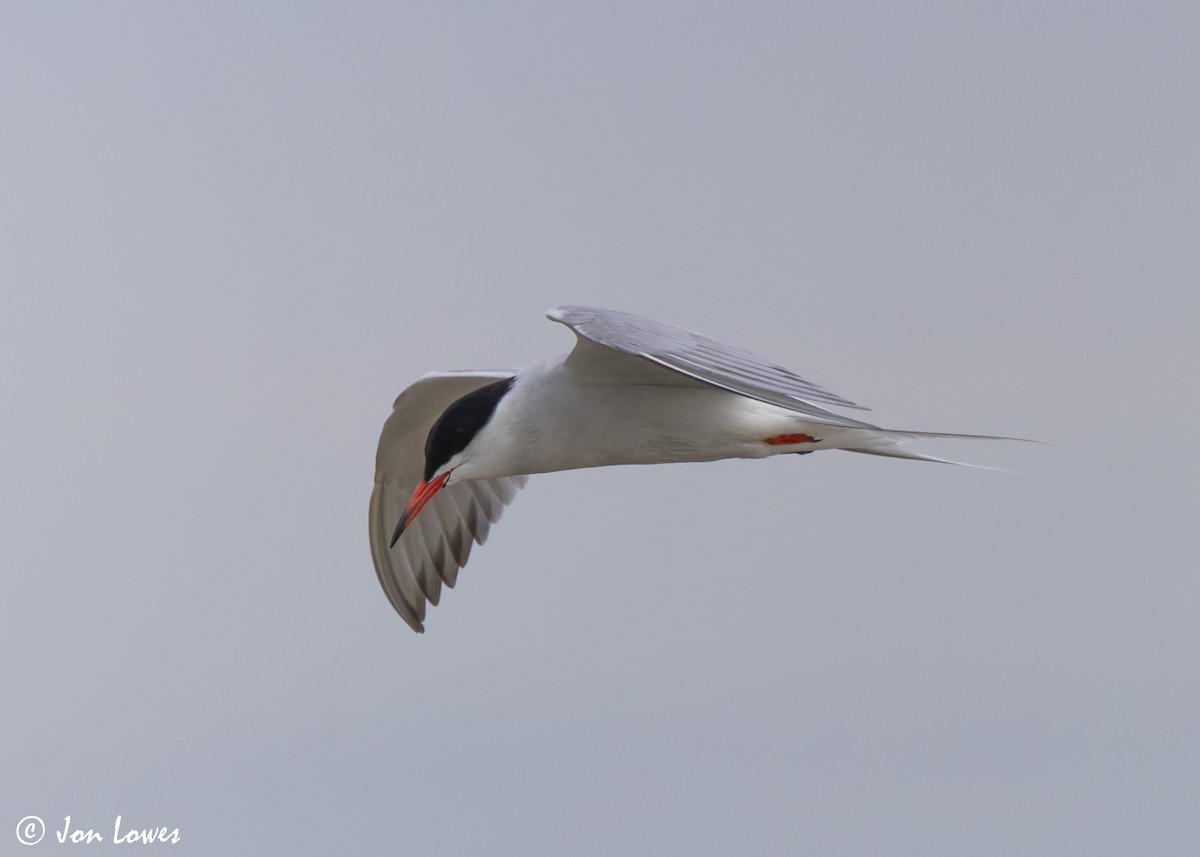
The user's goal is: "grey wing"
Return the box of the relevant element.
[547,305,876,426]
[369,370,528,633]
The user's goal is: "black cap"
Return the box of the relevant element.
[423,376,516,482]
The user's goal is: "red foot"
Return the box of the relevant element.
[764,433,819,445]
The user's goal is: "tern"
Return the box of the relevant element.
[370,305,1020,632]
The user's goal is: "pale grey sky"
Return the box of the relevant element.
[3,2,1198,855]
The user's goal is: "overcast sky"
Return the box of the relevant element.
[3,2,1198,855]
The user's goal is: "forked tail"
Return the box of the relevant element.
[842,428,1037,470]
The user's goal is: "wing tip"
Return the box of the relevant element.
[397,608,426,634]
[548,305,621,329]
[547,305,589,326]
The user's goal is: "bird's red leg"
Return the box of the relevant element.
[763,433,820,445]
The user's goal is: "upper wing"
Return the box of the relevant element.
[369,370,528,633]
[547,305,876,425]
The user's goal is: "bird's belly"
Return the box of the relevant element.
[510,383,803,474]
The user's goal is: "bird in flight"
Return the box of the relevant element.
[370,305,1020,632]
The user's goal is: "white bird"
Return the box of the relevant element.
[370,306,1021,632]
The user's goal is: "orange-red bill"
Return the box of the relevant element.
[389,471,451,547]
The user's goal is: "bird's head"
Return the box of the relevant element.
[389,376,515,546]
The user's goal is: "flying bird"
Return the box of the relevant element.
[370,305,1018,632]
